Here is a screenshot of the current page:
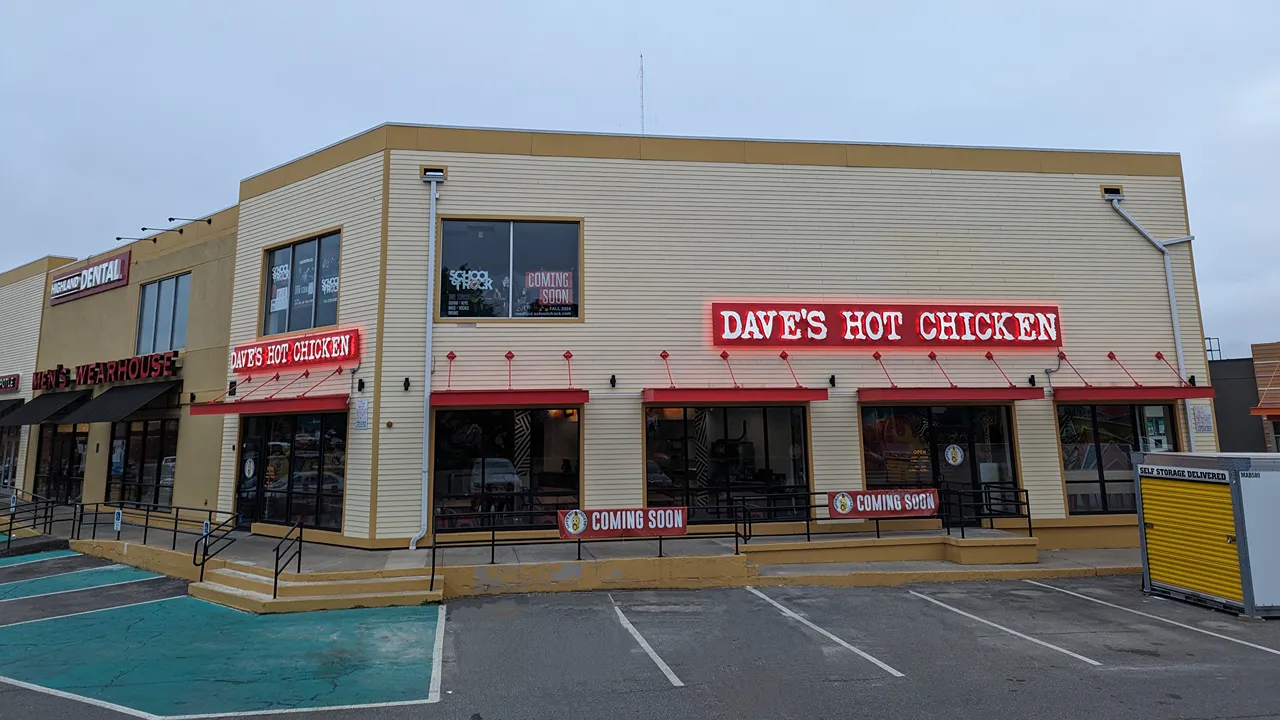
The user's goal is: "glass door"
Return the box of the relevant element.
[235,417,265,528]
[931,407,976,524]
[0,426,19,491]
[44,425,87,504]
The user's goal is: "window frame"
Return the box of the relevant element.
[1057,403,1180,515]
[106,419,180,510]
[135,272,192,355]
[434,215,585,323]
[259,228,343,338]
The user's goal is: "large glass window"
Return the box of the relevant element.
[433,408,581,530]
[107,419,179,508]
[861,405,1017,492]
[0,426,20,490]
[135,273,191,355]
[237,413,346,531]
[1058,404,1177,514]
[645,406,809,524]
[439,220,580,320]
[263,232,341,336]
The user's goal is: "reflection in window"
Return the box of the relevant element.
[262,233,340,336]
[106,419,179,508]
[135,273,191,355]
[250,413,345,530]
[1059,404,1177,514]
[645,406,808,524]
[861,406,933,488]
[433,408,581,530]
[440,220,580,319]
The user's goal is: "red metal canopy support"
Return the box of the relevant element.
[297,366,343,397]
[266,369,310,399]
[1057,351,1091,387]
[1154,351,1189,387]
[1107,351,1141,387]
[659,350,675,388]
[563,351,574,388]
[984,352,1014,388]
[505,351,515,390]
[927,352,958,389]
[719,350,740,388]
[779,351,801,388]
[872,351,897,389]
[235,373,279,402]
[445,351,457,390]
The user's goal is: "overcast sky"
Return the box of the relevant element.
[1,1,1275,356]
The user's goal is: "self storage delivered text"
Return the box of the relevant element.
[558,508,688,539]
[1138,465,1229,482]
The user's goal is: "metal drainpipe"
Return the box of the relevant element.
[411,170,445,549]
[1108,197,1198,451]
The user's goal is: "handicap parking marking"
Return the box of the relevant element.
[0,549,79,569]
[0,564,162,602]
[1026,580,1280,658]
[0,597,445,718]
[907,589,1101,666]
[745,587,905,677]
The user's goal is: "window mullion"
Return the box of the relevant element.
[508,222,515,319]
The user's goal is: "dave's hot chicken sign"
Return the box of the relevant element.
[230,328,360,374]
[712,302,1061,350]
[828,489,940,519]
[558,507,688,539]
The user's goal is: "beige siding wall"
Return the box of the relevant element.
[0,273,48,492]
[219,153,382,538]
[382,149,1205,526]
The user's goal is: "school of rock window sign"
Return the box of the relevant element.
[439,219,580,319]
[711,302,1063,349]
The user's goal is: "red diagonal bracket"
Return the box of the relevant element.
[210,375,253,404]
[235,373,279,402]
[445,351,456,390]
[563,350,574,388]
[719,350,740,388]
[872,352,897,389]
[1058,351,1091,387]
[779,351,801,388]
[927,352,958,389]
[659,350,675,388]
[266,369,311,399]
[984,352,1014,388]
[505,351,515,390]
[1107,351,1142,387]
[298,367,343,397]
[1154,351,1188,387]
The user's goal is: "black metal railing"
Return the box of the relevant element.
[193,513,240,582]
[74,501,235,550]
[272,522,303,598]
[4,493,66,549]
[938,486,1033,539]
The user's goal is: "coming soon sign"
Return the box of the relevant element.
[828,489,940,519]
[558,508,688,539]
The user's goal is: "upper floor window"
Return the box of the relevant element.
[439,219,580,320]
[263,232,341,335]
[137,273,191,355]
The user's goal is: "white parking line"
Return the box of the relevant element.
[0,552,78,570]
[1025,580,1280,658]
[746,586,905,677]
[428,605,447,703]
[0,595,183,628]
[0,564,118,589]
[610,601,684,687]
[0,675,159,719]
[907,590,1101,666]
[0,576,164,604]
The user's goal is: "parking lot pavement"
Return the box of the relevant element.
[2,572,1279,720]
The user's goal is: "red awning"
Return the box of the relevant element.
[642,387,829,404]
[189,395,350,416]
[1249,406,1280,416]
[858,386,1044,403]
[430,389,590,407]
[1053,386,1214,402]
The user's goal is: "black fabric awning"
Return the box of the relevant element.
[0,390,90,427]
[59,381,180,425]
[0,398,23,419]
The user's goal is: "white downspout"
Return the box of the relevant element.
[411,169,445,549]
[1108,197,1199,452]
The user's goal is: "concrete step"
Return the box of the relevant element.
[189,580,443,614]
[220,561,435,583]
[205,567,440,598]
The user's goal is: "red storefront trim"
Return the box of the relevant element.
[1249,406,1280,416]
[189,395,350,416]
[1053,386,1215,402]
[642,387,829,404]
[430,389,590,407]
[858,386,1045,403]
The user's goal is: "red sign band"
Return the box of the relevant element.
[558,507,688,539]
[32,352,178,391]
[49,251,131,305]
[230,328,361,374]
[828,489,940,519]
[712,302,1062,350]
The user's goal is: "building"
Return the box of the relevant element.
[4,124,1218,551]
[2,211,237,509]
[1210,342,1280,452]
[0,257,76,491]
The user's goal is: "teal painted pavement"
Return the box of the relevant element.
[0,597,442,716]
[0,564,160,601]
[0,549,79,568]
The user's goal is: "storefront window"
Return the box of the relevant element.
[106,419,179,508]
[236,413,345,531]
[1058,404,1177,514]
[136,273,191,355]
[439,220,580,319]
[262,232,340,336]
[0,426,20,490]
[861,406,933,488]
[433,408,581,530]
[33,423,89,504]
[645,406,808,524]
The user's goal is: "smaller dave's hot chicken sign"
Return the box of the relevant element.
[828,489,940,519]
[558,508,688,539]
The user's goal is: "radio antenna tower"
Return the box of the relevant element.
[639,53,645,135]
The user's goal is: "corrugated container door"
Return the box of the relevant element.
[1142,477,1242,603]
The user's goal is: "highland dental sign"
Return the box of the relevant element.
[50,251,131,305]
[712,301,1062,350]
